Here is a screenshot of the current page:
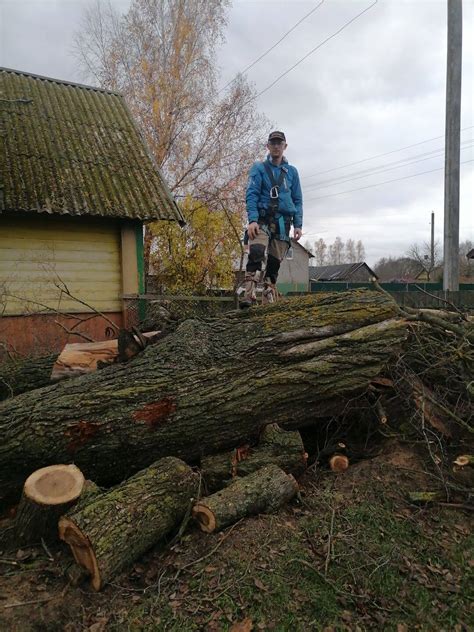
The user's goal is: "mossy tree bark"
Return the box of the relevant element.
[201,424,307,492]
[0,290,406,506]
[193,464,298,533]
[59,457,199,591]
[0,353,57,401]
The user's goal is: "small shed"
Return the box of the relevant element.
[0,67,184,357]
[309,262,378,283]
[234,239,313,295]
[277,240,314,294]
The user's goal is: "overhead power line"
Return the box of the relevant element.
[302,125,474,180]
[304,140,474,191]
[248,0,378,103]
[304,159,474,203]
[219,0,325,94]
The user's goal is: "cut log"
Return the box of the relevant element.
[0,353,57,400]
[452,455,474,487]
[201,424,307,492]
[68,479,102,513]
[51,331,160,381]
[329,454,349,472]
[453,454,474,467]
[58,457,198,591]
[192,464,298,533]
[14,465,85,545]
[0,290,407,506]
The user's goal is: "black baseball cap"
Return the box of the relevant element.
[268,131,286,142]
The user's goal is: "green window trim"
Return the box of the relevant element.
[135,222,146,321]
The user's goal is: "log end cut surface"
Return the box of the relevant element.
[58,518,100,590]
[329,455,349,472]
[192,504,217,533]
[24,464,85,506]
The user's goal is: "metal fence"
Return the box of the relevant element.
[309,282,474,309]
[123,293,237,328]
[124,283,474,326]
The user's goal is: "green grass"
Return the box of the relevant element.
[103,483,473,631]
[2,457,472,632]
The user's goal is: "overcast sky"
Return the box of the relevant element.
[1,0,473,264]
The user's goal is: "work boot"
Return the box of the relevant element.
[239,272,258,308]
[262,280,278,304]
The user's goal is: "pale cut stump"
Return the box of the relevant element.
[14,464,85,545]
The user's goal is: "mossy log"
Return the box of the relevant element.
[193,464,298,533]
[14,465,85,545]
[0,290,406,506]
[59,457,198,591]
[201,424,307,492]
[407,491,446,505]
[0,353,57,400]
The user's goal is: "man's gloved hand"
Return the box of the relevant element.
[248,222,259,240]
[293,228,302,241]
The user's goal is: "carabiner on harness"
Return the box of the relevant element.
[270,185,279,199]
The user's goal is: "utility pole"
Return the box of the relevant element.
[430,211,435,271]
[443,0,463,291]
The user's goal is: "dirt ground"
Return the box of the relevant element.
[0,440,472,632]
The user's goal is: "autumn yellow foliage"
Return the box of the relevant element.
[150,198,244,293]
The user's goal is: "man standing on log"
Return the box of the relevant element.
[240,131,303,307]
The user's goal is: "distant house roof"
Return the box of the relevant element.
[309,262,378,281]
[0,67,184,223]
[293,240,314,258]
[467,248,474,259]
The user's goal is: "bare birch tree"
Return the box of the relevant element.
[345,238,357,263]
[74,0,269,276]
[312,238,327,266]
[356,240,366,262]
[328,237,344,265]
[406,241,442,281]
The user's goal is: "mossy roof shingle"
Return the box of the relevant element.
[0,68,184,223]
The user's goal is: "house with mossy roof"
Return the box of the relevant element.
[0,67,184,358]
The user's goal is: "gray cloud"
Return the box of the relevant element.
[1,0,472,265]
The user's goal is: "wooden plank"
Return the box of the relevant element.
[51,331,160,381]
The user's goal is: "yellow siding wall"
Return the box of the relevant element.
[0,215,122,315]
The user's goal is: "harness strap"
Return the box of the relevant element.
[259,162,292,240]
[262,161,286,199]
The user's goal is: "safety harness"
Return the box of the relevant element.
[261,161,292,238]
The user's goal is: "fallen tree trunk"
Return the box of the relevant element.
[193,464,298,533]
[201,424,307,492]
[59,457,198,591]
[0,353,57,401]
[0,291,406,505]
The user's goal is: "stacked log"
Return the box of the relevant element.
[59,457,199,591]
[201,424,307,491]
[0,353,57,400]
[0,290,407,506]
[192,464,298,533]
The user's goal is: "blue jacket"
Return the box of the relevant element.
[246,155,303,229]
